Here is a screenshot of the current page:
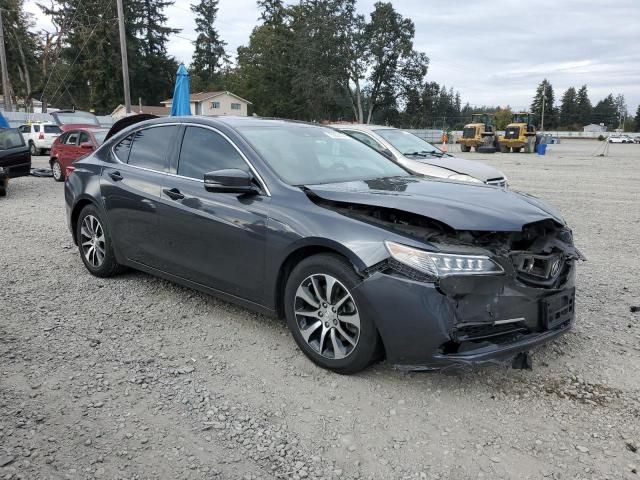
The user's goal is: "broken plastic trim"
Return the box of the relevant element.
[310,194,583,289]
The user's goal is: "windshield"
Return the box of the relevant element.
[374,129,442,156]
[238,125,409,185]
[92,131,107,145]
[52,111,100,126]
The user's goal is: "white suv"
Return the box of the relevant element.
[18,122,62,155]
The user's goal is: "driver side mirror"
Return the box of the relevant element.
[204,169,259,194]
[80,142,94,150]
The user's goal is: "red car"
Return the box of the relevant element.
[49,128,108,181]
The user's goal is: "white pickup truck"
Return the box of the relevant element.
[18,122,62,155]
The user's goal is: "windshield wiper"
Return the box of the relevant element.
[403,151,428,157]
[404,150,446,158]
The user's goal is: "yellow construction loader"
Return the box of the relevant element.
[458,113,497,152]
[498,112,537,153]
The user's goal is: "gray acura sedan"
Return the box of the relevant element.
[65,116,582,373]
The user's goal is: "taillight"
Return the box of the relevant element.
[65,166,76,179]
[39,132,45,140]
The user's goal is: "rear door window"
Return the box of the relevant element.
[33,125,40,133]
[113,134,133,162]
[79,132,91,145]
[177,126,247,180]
[127,126,177,172]
[66,132,80,145]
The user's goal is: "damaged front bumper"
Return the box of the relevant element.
[353,260,576,370]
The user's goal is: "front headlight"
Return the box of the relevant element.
[385,241,504,279]
[448,173,483,183]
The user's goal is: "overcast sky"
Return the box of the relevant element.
[24,0,640,114]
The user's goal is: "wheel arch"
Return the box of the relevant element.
[273,240,366,319]
[70,198,99,245]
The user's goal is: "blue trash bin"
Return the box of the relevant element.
[537,144,547,155]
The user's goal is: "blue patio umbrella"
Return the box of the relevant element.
[170,64,192,116]
[0,112,10,129]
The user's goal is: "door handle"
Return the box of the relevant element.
[163,188,185,200]
[109,171,123,181]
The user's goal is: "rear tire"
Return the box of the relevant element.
[284,253,382,374]
[76,204,124,278]
[29,142,37,156]
[477,146,496,154]
[51,159,64,182]
[460,144,471,152]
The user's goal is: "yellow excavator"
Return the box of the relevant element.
[498,112,537,153]
[458,113,497,152]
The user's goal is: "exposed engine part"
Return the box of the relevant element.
[311,196,584,290]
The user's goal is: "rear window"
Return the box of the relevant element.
[0,129,26,150]
[44,125,62,134]
[127,126,177,172]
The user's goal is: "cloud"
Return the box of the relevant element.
[23,0,640,113]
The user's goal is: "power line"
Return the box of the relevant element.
[46,0,114,106]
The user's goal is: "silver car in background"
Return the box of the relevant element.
[331,124,508,187]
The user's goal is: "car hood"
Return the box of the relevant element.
[305,176,565,232]
[406,153,504,181]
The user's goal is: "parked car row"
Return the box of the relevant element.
[62,115,581,373]
[608,134,639,144]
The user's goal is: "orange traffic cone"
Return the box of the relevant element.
[441,131,448,153]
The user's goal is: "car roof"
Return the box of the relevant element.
[108,115,326,139]
[329,123,396,131]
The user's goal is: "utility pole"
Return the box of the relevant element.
[0,9,13,112]
[540,84,546,132]
[116,0,131,114]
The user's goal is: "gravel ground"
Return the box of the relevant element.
[1,140,639,480]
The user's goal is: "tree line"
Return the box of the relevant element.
[1,0,638,132]
[529,79,637,131]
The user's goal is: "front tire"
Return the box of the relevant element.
[76,204,124,278]
[29,142,37,156]
[51,159,64,182]
[284,254,381,374]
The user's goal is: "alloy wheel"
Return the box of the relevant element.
[294,274,360,359]
[52,161,62,180]
[80,215,106,268]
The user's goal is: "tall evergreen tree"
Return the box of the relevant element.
[634,104,640,133]
[530,79,555,129]
[0,0,40,106]
[593,94,618,130]
[236,0,296,117]
[131,0,180,105]
[575,85,592,126]
[191,0,227,87]
[559,87,577,128]
[39,0,178,112]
